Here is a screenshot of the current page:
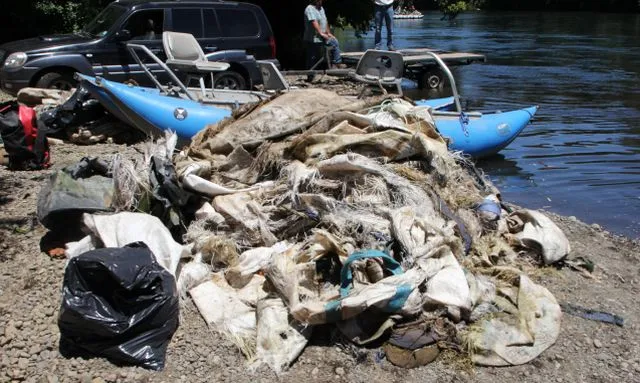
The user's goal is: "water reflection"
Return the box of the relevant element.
[342,11,640,238]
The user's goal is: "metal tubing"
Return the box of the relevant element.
[126,43,195,101]
[420,51,462,113]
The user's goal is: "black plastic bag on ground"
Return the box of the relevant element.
[148,155,201,242]
[58,242,179,370]
[38,85,106,135]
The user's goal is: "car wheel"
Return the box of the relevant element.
[35,71,76,90]
[420,69,446,90]
[212,71,247,90]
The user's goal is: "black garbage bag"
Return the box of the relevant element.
[148,155,201,242]
[38,85,106,135]
[37,156,113,230]
[58,242,179,370]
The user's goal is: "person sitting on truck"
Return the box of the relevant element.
[303,0,347,70]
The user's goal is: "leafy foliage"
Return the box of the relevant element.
[0,0,111,43]
[435,0,485,19]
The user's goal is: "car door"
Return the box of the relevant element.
[215,7,266,58]
[200,8,222,55]
[92,8,167,85]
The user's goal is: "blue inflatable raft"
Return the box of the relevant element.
[78,74,231,142]
[431,106,537,158]
[79,74,536,158]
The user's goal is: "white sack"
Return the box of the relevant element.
[190,280,257,357]
[225,242,291,288]
[253,297,311,374]
[176,258,211,298]
[70,212,189,275]
[509,209,571,264]
[467,275,562,366]
[291,268,426,325]
[417,246,471,310]
[182,172,275,197]
[194,202,226,225]
[213,192,277,246]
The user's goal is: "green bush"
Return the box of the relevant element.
[435,0,486,18]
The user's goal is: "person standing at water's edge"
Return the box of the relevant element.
[374,0,395,51]
[303,0,346,69]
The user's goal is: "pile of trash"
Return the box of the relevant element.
[22,87,142,145]
[39,88,571,372]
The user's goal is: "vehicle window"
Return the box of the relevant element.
[203,9,220,38]
[123,10,165,40]
[172,9,203,38]
[217,9,259,37]
[82,4,127,38]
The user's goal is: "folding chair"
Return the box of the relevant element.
[162,31,230,98]
[351,49,404,98]
[308,43,334,71]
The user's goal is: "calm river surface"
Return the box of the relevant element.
[342,11,640,238]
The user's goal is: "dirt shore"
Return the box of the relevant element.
[1,139,638,383]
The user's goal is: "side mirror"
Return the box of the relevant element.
[114,29,131,42]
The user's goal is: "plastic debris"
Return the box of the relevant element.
[48,89,573,372]
[464,275,562,366]
[253,297,311,373]
[37,157,113,229]
[58,242,179,370]
[507,209,571,264]
[65,212,190,275]
[560,303,624,327]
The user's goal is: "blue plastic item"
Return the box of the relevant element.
[476,197,502,221]
[324,250,412,323]
[416,96,538,158]
[339,250,404,297]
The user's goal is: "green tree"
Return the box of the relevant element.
[435,0,486,19]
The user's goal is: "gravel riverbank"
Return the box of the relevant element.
[1,86,639,383]
[1,140,638,383]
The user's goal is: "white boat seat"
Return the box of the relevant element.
[162,31,230,98]
[352,49,404,98]
[165,59,230,72]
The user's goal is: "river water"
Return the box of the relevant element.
[341,11,640,239]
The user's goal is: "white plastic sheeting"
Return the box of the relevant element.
[253,297,311,374]
[508,209,571,264]
[466,275,562,366]
[65,212,190,275]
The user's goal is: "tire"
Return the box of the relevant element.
[211,71,247,90]
[420,69,446,90]
[35,71,76,90]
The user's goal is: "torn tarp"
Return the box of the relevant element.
[37,157,113,229]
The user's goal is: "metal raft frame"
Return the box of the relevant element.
[126,43,269,106]
[341,48,486,90]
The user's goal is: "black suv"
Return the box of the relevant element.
[0,0,278,94]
